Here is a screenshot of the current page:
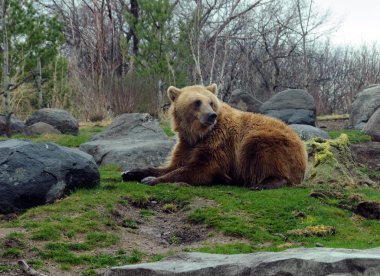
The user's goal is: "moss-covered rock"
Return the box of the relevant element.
[305,134,375,188]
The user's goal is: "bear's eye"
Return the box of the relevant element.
[210,101,214,108]
[193,100,202,108]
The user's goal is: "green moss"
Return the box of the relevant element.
[288,225,336,237]
[327,130,371,144]
[305,134,374,188]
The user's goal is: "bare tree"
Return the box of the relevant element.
[1,0,11,137]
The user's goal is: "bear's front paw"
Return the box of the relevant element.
[121,169,148,182]
[141,176,158,186]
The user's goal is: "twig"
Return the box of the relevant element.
[18,260,48,276]
[0,72,36,96]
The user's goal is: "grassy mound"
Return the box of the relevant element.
[1,124,380,275]
[305,134,375,188]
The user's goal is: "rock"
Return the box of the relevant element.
[0,139,99,214]
[25,108,79,135]
[228,89,262,113]
[80,113,175,171]
[260,89,316,126]
[355,201,380,220]
[103,248,380,276]
[0,115,25,136]
[290,124,330,140]
[350,142,380,170]
[24,122,62,136]
[349,85,380,130]
[362,107,380,141]
[305,134,375,188]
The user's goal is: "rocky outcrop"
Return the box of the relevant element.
[26,108,79,135]
[349,85,380,130]
[0,139,99,213]
[305,134,375,188]
[228,89,262,113]
[24,122,62,136]
[260,89,316,125]
[290,124,330,140]
[362,107,380,142]
[80,113,175,171]
[0,115,25,136]
[350,142,380,170]
[103,247,380,276]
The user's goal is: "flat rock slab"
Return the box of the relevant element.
[25,108,79,135]
[80,113,175,171]
[290,124,330,140]
[104,247,380,276]
[228,89,262,113]
[260,89,316,126]
[350,84,380,130]
[0,115,25,136]
[362,107,380,142]
[80,139,174,171]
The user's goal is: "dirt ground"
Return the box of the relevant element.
[317,118,349,131]
[0,197,250,276]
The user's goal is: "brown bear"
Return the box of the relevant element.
[122,84,307,189]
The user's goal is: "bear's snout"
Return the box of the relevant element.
[208,112,217,121]
[201,112,217,126]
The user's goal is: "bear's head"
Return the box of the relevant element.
[167,84,220,144]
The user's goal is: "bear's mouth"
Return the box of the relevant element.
[200,118,217,127]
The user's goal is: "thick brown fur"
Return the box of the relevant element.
[122,84,308,189]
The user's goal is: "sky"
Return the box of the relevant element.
[315,0,380,46]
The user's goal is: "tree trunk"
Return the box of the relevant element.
[1,0,11,137]
[37,56,43,109]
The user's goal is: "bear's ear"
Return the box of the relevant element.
[206,83,218,95]
[167,86,181,102]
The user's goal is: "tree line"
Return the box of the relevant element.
[1,0,380,123]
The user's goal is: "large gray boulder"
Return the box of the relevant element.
[0,115,25,136]
[228,89,262,113]
[260,89,316,126]
[362,107,380,142]
[25,108,79,135]
[0,139,99,213]
[80,113,175,171]
[350,85,380,130]
[24,122,62,137]
[104,247,380,276]
[290,124,330,140]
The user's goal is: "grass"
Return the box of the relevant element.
[0,124,106,147]
[360,166,380,182]
[1,121,380,273]
[317,114,349,121]
[327,129,371,144]
[2,164,380,273]
[160,119,175,137]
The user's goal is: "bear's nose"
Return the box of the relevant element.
[208,112,217,121]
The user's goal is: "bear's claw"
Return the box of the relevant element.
[141,176,158,186]
[121,169,147,182]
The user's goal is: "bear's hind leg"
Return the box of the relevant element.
[251,176,289,190]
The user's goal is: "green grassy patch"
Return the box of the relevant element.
[0,264,15,273]
[2,164,380,272]
[317,114,349,121]
[327,129,371,143]
[360,166,380,181]
[160,119,175,137]
[0,125,106,147]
